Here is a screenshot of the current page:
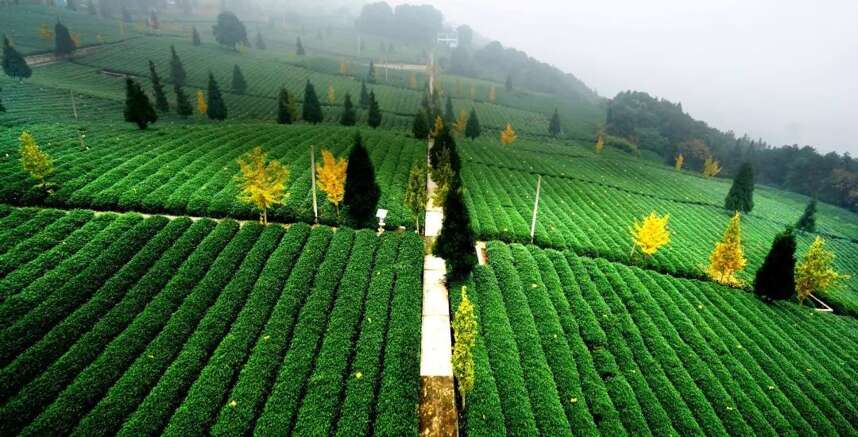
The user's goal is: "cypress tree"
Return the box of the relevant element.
[367,91,381,128]
[434,175,476,281]
[344,132,380,227]
[296,37,305,55]
[277,87,294,124]
[796,198,817,232]
[2,36,32,81]
[412,108,429,139]
[340,92,356,126]
[754,227,797,301]
[174,85,192,117]
[359,80,369,108]
[123,78,157,129]
[549,108,562,137]
[169,45,187,87]
[255,31,266,50]
[0,87,5,113]
[206,73,227,120]
[54,21,76,56]
[431,123,460,174]
[231,64,247,94]
[302,80,323,124]
[464,108,481,139]
[148,60,169,113]
[444,94,455,124]
[191,26,201,46]
[367,60,376,84]
[420,89,433,121]
[724,162,755,213]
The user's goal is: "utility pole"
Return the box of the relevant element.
[310,144,319,224]
[530,175,542,244]
[70,90,78,121]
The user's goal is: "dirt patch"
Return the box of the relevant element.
[420,375,457,437]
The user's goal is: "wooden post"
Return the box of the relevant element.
[530,175,541,244]
[310,144,319,224]
[71,91,78,121]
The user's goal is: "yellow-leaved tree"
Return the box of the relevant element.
[630,212,670,257]
[595,134,605,154]
[452,286,476,408]
[675,154,685,171]
[19,131,54,189]
[488,85,496,103]
[453,110,468,135]
[196,90,207,115]
[339,60,349,75]
[431,115,444,138]
[327,84,336,105]
[796,236,849,304]
[38,23,53,41]
[500,123,517,145]
[409,72,417,90]
[707,212,747,286]
[71,32,82,47]
[702,157,722,178]
[235,146,289,225]
[316,148,348,219]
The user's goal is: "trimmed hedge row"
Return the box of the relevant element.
[0,208,67,255]
[0,209,92,278]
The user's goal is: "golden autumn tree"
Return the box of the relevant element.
[488,85,496,103]
[703,157,722,178]
[339,60,349,75]
[409,72,417,89]
[630,212,671,257]
[19,131,54,189]
[70,32,82,47]
[235,146,289,225]
[796,236,849,304]
[453,110,468,135]
[452,286,476,408]
[675,154,685,171]
[196,90,207,114]
[431,115,445,138]
[38,23,53,41]
[594,134,605,154]
[316,148,348,219]
[327,84,336,105]
[707,212,747,286]
[500,123,517,145]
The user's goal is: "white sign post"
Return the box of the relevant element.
[376,208,388,234]
[530,175,542,244]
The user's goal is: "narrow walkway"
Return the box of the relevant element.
[419,140,457,436]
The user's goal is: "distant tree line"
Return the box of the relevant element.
[355,2,443,45]
[606,91,858,212]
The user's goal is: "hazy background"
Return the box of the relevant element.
[386,0,858,155]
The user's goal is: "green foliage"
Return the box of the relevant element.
[796,198,817,232]
[277,87,294,124]
[404,162,427,232]
[444,94,455,124]
[0,87,5,112]
[2,36,32,80]
[340,92,356,126]
[412,108,429,139]
[148,60,169,113]
[255,31,266,50]
[123,78,157,129]
[174,85,192,117]
[465,107,481,139]
[367,60,376,84]
[367,91,382,128]
[206,73,227,120]
[212,11,247,50]
[169,45,187,87]
[725,162,755,213]
[359,80,370,108]
[302,80,323,124]
[434,176,476,281]
[296,36,305,56]
[191,26,201,46]
[549,108,562,137]
[505,73,513,92]
[452,286,477,407]
[231,64,247,94]
[344,132,381,227]
[53,21,75,56]
[754,227,797,300]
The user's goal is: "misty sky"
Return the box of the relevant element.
[388,0,858,155]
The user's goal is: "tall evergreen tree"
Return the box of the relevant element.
[169,45,187,87]
[443,95,455,124]
[255,31,266,50]
[296,37,305,55]
[344,132,380,227]
[434,175,476,280]
[0,87,5,113]
[505,73,513,92]
[206,73,227,120]
[148,60,169,113]
[174,85,192,117]
[123,78,157,129]
[359,80,370,108]
[340,92,356,126]
[367,91,381,128]
[724,162,755,213]
[367,60,376,84]
[796,198,817,232]
[191,26,201,46]
[412,108,429,139]
[464,108,481,139]
[54,21,76,56]
[754,227,797,300]
[277,87,294,124]
[302,80,323,124]
[2,36,32,81]
[231,64,247,94]
[549,108,562,137]
[431,123,461,174]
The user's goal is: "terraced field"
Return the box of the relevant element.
[0,207,423,436]
[457,241,858,436]
[0,123,425,228]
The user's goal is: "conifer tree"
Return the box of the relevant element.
[0,88,5,113]
[434,175,476,280]
[231,64,247,94]
[412,108,429,139]
[796,236,848,304]
[255,31,266,50]
[796,198,817,232]
[148,60,169,113]
[367,91,382,128]
[359,80,370,108]
[464,108,481,139]
[192,26,201,46]
[344,132,380,227]
[367,60,376,84]
[452,286,476,407]
[444,94,455,124]
[174,85,192,117]
[707,212,747,286]
[54,21,76,56]
[19,131,53,188]
[2,36,31,81]
[296,36,305,55]
[724,162,755,213]
[277,87,294,124]
[754,226,797,300]
[123,78,157,129]
[169,45,187,87]
[302,80,323,124]
[405,162,427,232]
[549,108,561,137]
[340,92,356,126]
[206,73,227,120]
